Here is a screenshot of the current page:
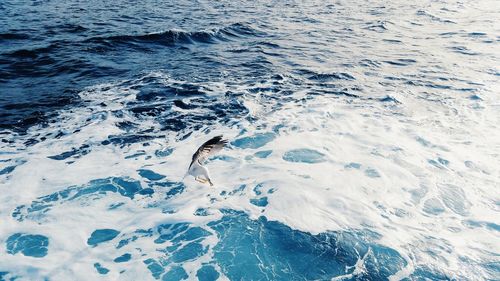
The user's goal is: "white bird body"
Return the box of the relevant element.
[186,135,227,186]
[188,160,212,185]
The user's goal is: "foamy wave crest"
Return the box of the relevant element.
[0,69,498,280]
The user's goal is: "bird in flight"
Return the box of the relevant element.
[187,135,228,186]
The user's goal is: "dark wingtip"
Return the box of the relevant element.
[215,135,228,145]
[203,135,227,146]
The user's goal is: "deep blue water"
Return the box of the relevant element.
[1,0,499,280]
[0,0,280,132]
[3,0,494,134]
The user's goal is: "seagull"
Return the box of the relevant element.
[186,135,228,186]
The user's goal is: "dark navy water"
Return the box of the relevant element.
[3,0,495,133]
[1,0,499,280]
[1,0,282,131]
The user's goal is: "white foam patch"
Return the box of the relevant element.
[0,70,499,280]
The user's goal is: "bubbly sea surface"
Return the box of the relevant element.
[1,1,499,280]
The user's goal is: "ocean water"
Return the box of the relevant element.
[1,0,499,280]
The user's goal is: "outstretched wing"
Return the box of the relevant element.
[189,135,228,167]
